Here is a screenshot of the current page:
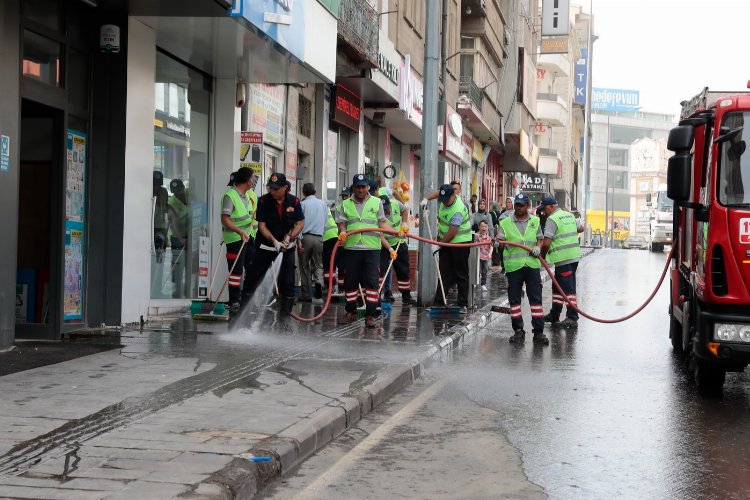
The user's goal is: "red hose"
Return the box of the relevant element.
[289,228,675,324]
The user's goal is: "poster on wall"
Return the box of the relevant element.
[250,84,286,149]
[286,87,299,194]
[237,131,263,174]
[66,130,86,222]
[64,221,84,321]
[198,236,209,298]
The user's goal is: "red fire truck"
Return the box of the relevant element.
[667,87,750,394]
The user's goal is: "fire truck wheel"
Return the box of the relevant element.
[669,311,683,354]
[692,354,726,396]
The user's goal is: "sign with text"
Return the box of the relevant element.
[542,0,570,35]
[332,84,361,132]
[540,36,569,54]
[592,87,640,112]
[575,48,588,105]
[237,131,263,174]
[516,173,548,192]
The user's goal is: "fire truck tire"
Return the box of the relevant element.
[692,354,725,395]
[669,311,683,354]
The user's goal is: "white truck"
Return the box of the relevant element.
[648,188,673,252]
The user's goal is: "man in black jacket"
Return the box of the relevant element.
[242,173,305,316]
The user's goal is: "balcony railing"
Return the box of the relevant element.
[459,76,482,111]
[338,0,379,67]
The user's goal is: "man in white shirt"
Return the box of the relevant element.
[298,183,327,302]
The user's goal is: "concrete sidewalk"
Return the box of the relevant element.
[0,269,510,499]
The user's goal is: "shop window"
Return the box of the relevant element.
[298,94,312,139]
[23,30,63,87]
[151,51,212,300]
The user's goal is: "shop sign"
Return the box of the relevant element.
[462,132,473,166]
[516,173,547,192]
[519,129,540,169]
[541,0,570,36]
[250,84,285,149]
[378,52,400,86]
[1,134,10,172]
[198,237,209,298]
[237,131,263,174]
[399,55,424,128]
[286,87,299,193]
[540,37,569,54]
[332,84,361,132]
[230,0,306,63]
[472,138,483,162]
[441,109,464,164]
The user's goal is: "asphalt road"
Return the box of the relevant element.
[263,249,750,499]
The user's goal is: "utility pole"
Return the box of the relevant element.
[417,0,440,305]
[604,114,610,248]
[581,2,594,217]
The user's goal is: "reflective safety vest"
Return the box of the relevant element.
[168,195,189,240]
[222,188,253,244]
[248,190,258,238]
[385,201,404,247]
[437,197,472,243]
[547,209,582,264]
[500,215,541,272]
[323,207,338,242]
[342,195,382,250]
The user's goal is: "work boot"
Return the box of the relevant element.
[344,311,357,323]
[509,329,526,344]
[228,302,241,317]
[544,313,559,325]
[314,284,323,300]
[278,297,295,316]
[365,315,378,328]
[533,331,550,345]
[558,318,578,329]
[401,292,415,306]
[383,291,396,303]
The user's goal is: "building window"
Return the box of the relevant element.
[151,51,212,300]
[22,30,63,87]
[609,148,628,167]
[298,94,312,139]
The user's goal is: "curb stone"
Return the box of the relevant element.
[187,250,597,498]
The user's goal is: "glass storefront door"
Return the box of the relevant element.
[151,51,211,299]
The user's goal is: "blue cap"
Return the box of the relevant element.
[539,196,558,208]
[437,184,454,203]
[340,186,351,196]
[514,193,531,205]
[352,173,369,187]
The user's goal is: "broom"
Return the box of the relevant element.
[194,237,248,321]
[378,240,402,311]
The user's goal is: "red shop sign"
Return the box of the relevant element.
[332,84,361,132]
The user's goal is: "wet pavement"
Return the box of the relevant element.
[0,264,511,498]
[263,249,750,500]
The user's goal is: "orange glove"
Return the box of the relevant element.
[338,232,348,244]
[390,249,398,260]
[398,225,409,237]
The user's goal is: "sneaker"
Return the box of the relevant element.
[481,285,488,292]
[383,292,396,303]
[365,315,377,328]
[558,318,578,329]
[344,311,357,323]
[533,332,550,345]
[544,313,559,324]
[509,329,526,344]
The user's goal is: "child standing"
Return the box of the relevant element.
[476,220,493,291]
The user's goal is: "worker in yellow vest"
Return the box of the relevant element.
[426,183,472,309]
[322,202,339,293]
[220,168,257,314]
[337,174,395,327]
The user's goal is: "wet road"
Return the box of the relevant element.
[264,249,750,499]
